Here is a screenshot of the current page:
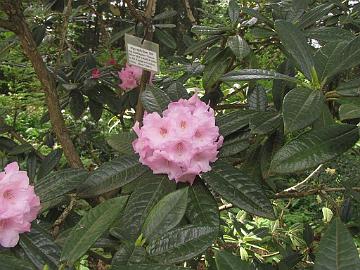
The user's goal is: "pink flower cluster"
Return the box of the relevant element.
[0,162,41,248]
[118,63,154,91]
[133,94,223,184]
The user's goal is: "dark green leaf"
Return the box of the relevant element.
[183,36,222,55]
[203,49,232,89]
[219,134,250,157]
[89,99,103,121]
[147,225,218,264]
[141,85,171,113]
[153,10,177,21]
[336,78,360,97]
[228,0,240,23]
[0,254,34,270]
[186,182,220,227]
[202,160,275,219]
[110,26,135,44]
[32,25,46,46]
[306,27,353,42]
[61,196,128,265]
[191,25,229,35]
[250,112,282,135]
[296,4,334,29]
[110,173,175,242]
[221,69,297,83]
[35,168,88,205]
[227,35,250,60]
[8,143,33,155]
[283,87,325,133]
[112,264,187,270]
[37,149,62,179]
[270,124,359,174]
[215,250,255,270]
[20,224,61,270]
[107,132,136,155]
[314,41,348,83]
[272,60,296,111]
[155,29,176,49]
[216,110,258,137]
[69,91,85,119]
[314,218,360,270]
[274,20,314,80]
[164,82,189,101]
[79,156,147,198]
[339,104,360,121]
[247,84,268,111]
[142,188,188,241]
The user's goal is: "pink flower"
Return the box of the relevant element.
[118,63,155,91]
[107,58,117,66]
[0,162,41,248]
[91,68,101,79]
[132,94,223,184]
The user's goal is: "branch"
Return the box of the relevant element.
[274,187,360,199]
[123,0,146,24]
[219,187,360,210]
[282,164,323,192]
[182,0,196,24]
[55,0,72,70]
[0,19,16,32]
[1,0,83,168]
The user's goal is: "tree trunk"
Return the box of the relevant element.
[0,1,83,168]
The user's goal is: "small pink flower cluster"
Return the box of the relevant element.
[133,94,223,184]
[0,162,41,248]
[118,64,143,91]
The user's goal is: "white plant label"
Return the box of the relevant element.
[125,34,160,73]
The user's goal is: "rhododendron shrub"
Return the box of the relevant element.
[0,162,40,248]
[132,94,223,184]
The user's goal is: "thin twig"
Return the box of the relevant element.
[282,164,323,192]
[52,194,77,237]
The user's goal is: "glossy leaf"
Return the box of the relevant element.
[141,85,171,114]
[153,9,177,21]
[227,35,250,60]
[283,87,325,133]
[219,134,250,157]
[107,132,136,155]
[314,218,360,270]
[202,160,275,219]
[89,99,103,121]
[339,104,360,121]
[228,0,240,23]
[110,173,175,242]
[79,156,147,197]
[0,254,34,270]
[183,35,222,55]
[215,250,255,270]
[191,25,228,35]
[250,112,282,135]
[336,78,360,97]
[61,196,128,265]
[221,69,297,83]
[35,168,88,204]
[247,84,268,111]
[37,149,62,179]
[296,4,334,29]
[69,91,85,119]
[142,188,189,241]
[112,264,187,270]
[216,110,258,137]
[274,20,314,80]
[203,49,232,89]
[186,182,220,227]
[155,29,176,49]
[147,225,218,264]
[20,224,61,270]
[270,124,359,174]
[306,27,353,42]
[164,82,189,101]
